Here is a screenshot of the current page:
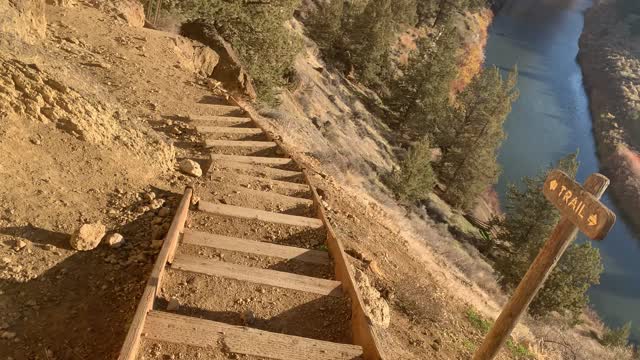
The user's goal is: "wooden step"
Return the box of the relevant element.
[188,114,253,125]
[212,161,303,179]
[196,126,263,134]
[183,229,330,265]
[213,171,311,192]
[210,153,293,166]
[223,186,314,206]
[193,104,244,116]
[198,201,324,228]
[205,139,277,149]
[143,311,363,360]
[172,254,342,296]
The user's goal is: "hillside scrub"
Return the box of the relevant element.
[494,153,604,319]
[161,0,302,102]
[385,138,436,201]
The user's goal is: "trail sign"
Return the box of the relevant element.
[543,170,616,240]
[473,172,616,360]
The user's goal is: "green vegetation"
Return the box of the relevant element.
[386,25,460,136]
[466,308,492,333]
[494,153,604,318]
[308,1,520,210]
[437,66,518,210]
[602,322,632,347]
[163,0,302,102]
[385,138,436,201]
[465,308,535,359]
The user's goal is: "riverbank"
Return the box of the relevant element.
[578,0,640,233]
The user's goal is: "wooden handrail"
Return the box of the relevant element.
[117,187,193,360]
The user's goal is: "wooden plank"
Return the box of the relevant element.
[193,104,244,116]
[211,153,293,166]
[144,311,363,360]
[188,114,253,124]
[473,174,611,360]
[542,170,615,240]
[172,254,342,296]
[196,126,263,134]
[213,171,311,192]
[303,169,386,360]
[183,229,330,265]
[205,139,277,149]
[212,161,304,179]
[198,201,324,229]
[117,187,193,360]
[222,186,314,206]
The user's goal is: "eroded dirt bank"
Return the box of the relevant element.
[579,0,640,232]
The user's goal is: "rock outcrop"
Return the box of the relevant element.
[354,268,391,328]
[172,37,220,77]
[579,0,640,232]
[88,0,145,27]
[181,20,257,101]
[0,0,47,45]
[0,56,174,170]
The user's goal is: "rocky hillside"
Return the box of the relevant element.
[579,0,640,233]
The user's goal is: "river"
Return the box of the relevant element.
[485,0,640,342]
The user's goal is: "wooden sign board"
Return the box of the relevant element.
[543,170,616,240]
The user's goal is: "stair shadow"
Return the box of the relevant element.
[0,188,186,359]
[154,293,354,347]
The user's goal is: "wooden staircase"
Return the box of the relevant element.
[117,101,384,360]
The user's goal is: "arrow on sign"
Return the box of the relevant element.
[588,214,598,226]
[550,179,558,191]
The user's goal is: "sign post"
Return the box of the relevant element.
[472,171,616,360]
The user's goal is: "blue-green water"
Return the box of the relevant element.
[486,0,640,342]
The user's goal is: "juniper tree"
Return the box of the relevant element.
[386,138,436,201]
[307,0,344,56]
[386,23,460,137]
[495,153,604,319]
[346,0,397,85]
[437,66,518,209]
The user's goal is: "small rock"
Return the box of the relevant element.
[241,310,256,325]
[149,199,165,210]
[158,207,171,217]
[105,233,125,248]
[167,298,179,311]
[14,239,27,251]
[43,244,56,251]
[1,331,16,339]
[144,192,156,201]
[69,222,106,251]
[179,159,202,177]
[30,138,41,145]
[150,239,163,248]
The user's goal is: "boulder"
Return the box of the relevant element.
[0,0,46,45]
[179,159,202,177]
[181,20,257,100]
[172,37,220,77]
[70,222,106,251]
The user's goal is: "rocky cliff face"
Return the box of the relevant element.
[579,0,640,232]
[0,0,47,45]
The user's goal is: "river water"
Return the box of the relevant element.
[485,0,640,342]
